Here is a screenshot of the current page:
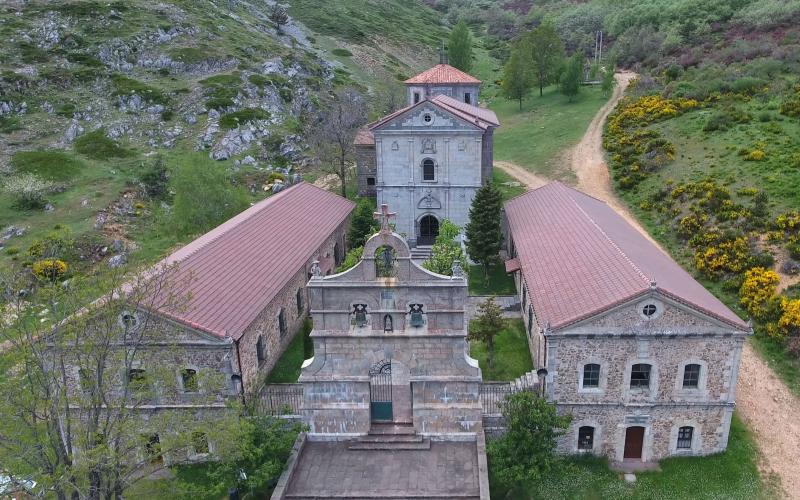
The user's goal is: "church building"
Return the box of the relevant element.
[355,63,499,248]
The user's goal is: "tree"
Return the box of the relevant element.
[307,88,367,198]
[561,53,583,102]
[601,66,615,97]
[348,198,379,248]
[521,24,565,97]
[422,219,467,277]
[448,19,473,73]
[468,297,504,368]
[269,4,289,33]
[488,391,571,490]
[465,182,503,283]
[0,267,243,500]
[501,44,532,110]
[171,159,249,236]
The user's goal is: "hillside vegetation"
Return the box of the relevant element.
[0,0,445,279]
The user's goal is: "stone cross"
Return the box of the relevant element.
[373,203,396,235]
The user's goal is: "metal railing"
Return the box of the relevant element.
[255,384,303,416]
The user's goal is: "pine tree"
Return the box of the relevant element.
[348,198,378,248]
[561,53,583,102]
[502,44,532,111]
[448,20,473,73]
[468,297,505,368]
[465,182,503,283]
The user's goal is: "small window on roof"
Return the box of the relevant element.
[464,92,471,104]
[414,92,421,104]
[423,113,433,124]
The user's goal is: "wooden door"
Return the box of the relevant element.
[623,426,645,459]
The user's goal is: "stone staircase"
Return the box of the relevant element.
[348,423,430,451]
[410,245,433,260]
[511,370,540,392]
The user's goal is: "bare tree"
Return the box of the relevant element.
[0,266,243,499]
[307,88,367,198]
[269,4,289,34]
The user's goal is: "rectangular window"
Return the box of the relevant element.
[422,159,435,181]
[278,308,287,338]
[464,92,471,104]
[367,177,376,186]
[256,335,266,363]
[182,368,198,393]
[630,364,652,389]
[578,426,594,450]
[296,289,304,314]
[677,426,693,449]
[413,92,420,103]
[582,364,600,389]
[682,364,701,389]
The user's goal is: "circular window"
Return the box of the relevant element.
[120,312,139,329]
[642,304,658,317]
[423,113,433,124]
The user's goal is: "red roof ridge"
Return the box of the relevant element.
[404,64,482,84]
[560,184,651,287]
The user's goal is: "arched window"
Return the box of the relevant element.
[682,364,701,389]
[383,314,393,332]
[256,335,266,364]
[353,304,368,327]
[677,426,694,449]
[578,426,594,450]
[630,363,652,389]
[422,158,435,181]
[582,364,600,388]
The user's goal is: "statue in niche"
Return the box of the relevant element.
[375,245,396,278]
[457,140,467,151]
[391,141,399,151]
[383,314,393,332]
[421,138,436,154]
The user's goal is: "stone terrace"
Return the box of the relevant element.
[283,439,481,499]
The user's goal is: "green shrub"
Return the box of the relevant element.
[757,111,772,122]
[248,74,269,86]
[731,77,765,95]
[788,242,800,261]
[55,102,77,118]
[331,48,353,57]
[0,116,22,134]
[66,52,103,67]
[32,259,68,281]
[110,75,167,105]
[17,42,49,63]
[160,109,174,121]
[139,157,169,198]
[219,108,271,129]
[199,73,241,87]
[74,129,133,160]
[12,150,85,181]
[170,157,250,235]
[5,247,19,256]
[279,87,293,102]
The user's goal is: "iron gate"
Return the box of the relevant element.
[369,360,393,421]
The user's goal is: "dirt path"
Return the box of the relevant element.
[499,71,799,498]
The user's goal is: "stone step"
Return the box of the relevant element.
[287,494,479,499]
[356,434,425,443]
[368,423,416,435]
[347,439,431,451]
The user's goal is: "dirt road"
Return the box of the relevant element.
[497,71,799,498]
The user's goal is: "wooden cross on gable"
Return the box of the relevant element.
[373,203,396,234]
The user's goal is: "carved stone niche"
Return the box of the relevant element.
[417,191,442,209]
[421,138,436,154]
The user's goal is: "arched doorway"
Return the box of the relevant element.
[369,360,393,422]
[418,215,439,246]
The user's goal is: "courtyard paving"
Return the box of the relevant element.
[285,439,481,498]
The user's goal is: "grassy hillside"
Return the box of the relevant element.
[0,0,447,278]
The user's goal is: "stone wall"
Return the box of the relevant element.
[355,143,377,198]
[555,404,734,461]
[238,221,349,394]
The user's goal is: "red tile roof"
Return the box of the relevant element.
[354,127,374,146]
[404,64,482,84]
[505,182,749,331]
[151,183,355,339]
[431,94,499,129]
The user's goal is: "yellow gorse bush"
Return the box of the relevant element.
[779,298,800,337]
[739,267,780,320]
[32,258,68,281]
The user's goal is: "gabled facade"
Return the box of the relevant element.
[504,182,750,463]
[300,223,482,436]
[355,64,499,247]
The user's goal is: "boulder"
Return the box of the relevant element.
[108,254,127,268]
